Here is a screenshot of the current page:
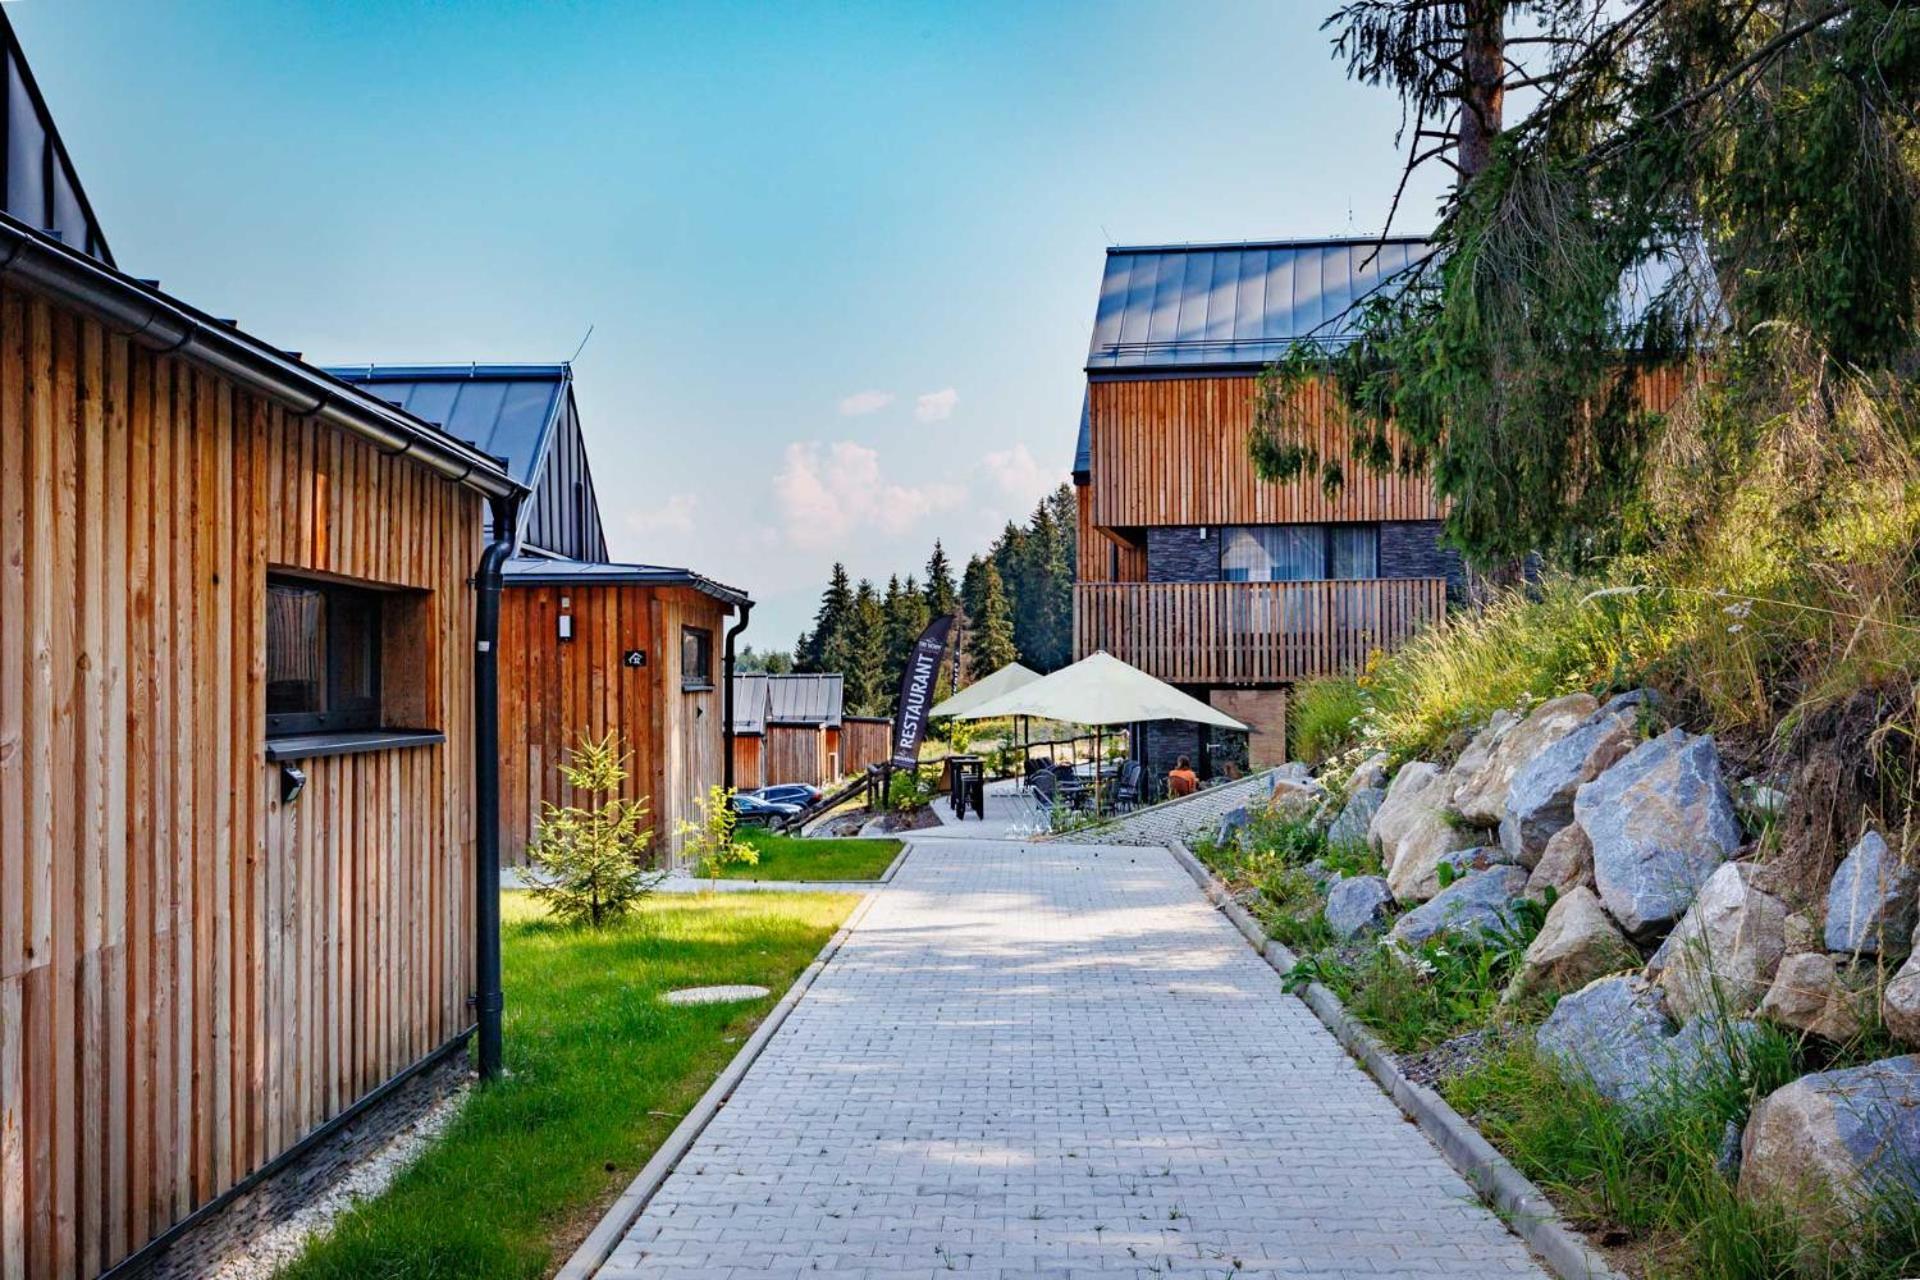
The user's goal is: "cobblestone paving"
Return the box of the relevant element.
[595,838,1546,1279]
[1048,773,1280,849]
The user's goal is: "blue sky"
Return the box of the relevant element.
[14,0,1446,648]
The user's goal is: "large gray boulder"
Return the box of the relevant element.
[1372,762,1477,904]
[1740,1057,1920,1229]
[1757,952,1864,1042]
[1499,712,1638,866]
[1268,776,1325,817]
[1449,711,1517,796]
[1388,865,1530,948]
[1535,975,1677,1106]
[1576,729,1742,942]
[1883,933,1920,1045]
[1213,806,1251,848]
[1325,875,1395,941]
[1825,830,1918,957]
[1536,974,1756,1109]
[1507,885,1636,1002]
[1647,861,1788,1022]
[1349,751,1391,793]
[1326,787,1385,853]
[1453,694,1599,826]
[1527,823,1595,899]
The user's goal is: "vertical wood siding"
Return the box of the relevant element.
[0,282,484,1279]
[498,585,730,867]
[839,718,891,775]
[1088,376,1445,529]
[764,725,829,788]
[731,734,764,792]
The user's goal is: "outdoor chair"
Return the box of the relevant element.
[1020,769,1059,834]
[1113,760,1144,811]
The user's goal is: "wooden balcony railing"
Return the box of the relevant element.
[1073,577,1448,685]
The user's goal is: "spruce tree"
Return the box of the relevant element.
[964,561,1018,678]
[923,540,960,620]
[799,563,855,674]
[884,574,931,688]
[845,579,888,714]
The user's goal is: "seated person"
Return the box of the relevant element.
[1167,755,1199,797]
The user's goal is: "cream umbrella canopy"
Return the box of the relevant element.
[928,660,1040,719]
[953,651,1249,730]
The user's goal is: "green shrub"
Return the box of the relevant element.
[1290,675,1369,763]
[676,785,758,887]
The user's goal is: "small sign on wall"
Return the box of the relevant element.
[623,649,646,668]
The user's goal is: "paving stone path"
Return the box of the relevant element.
[595,837,1546,1279]
[1048,772,1280,848]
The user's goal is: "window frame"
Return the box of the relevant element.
[266,573,391,738]
[1218,523,1380,583]
[681,625,715,692]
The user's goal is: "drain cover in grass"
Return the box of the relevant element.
[661,984,771,1006]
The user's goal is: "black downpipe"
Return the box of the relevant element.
[474,493,520,1082]
[722,601,754,796]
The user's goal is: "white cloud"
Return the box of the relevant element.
[837,389,895,416]
[623,492,700,536]
[980,443,1061,511]
[772,440,967,551]
[913,387,960,423]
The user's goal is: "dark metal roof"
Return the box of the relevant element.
[324,364,568,492]
[1072,390,1090,483]
[1,10,113,266]
[731,673,769,735]
[1086,236,1432,372]
[500,555,750,609]
[765,674,844,728]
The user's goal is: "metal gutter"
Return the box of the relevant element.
[502,562,752,610]
[473,493,521,1082]
[722,601,754,795]
[0,214,523,501]
[1105,233,1431,256]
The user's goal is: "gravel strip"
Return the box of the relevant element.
[202,1083,470,1280]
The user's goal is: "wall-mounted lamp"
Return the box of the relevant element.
[280,762,308,805]
[558,614,573,641]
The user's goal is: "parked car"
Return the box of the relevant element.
[732,792,801,825]
[754,783,822,809]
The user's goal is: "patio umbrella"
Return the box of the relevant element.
[955,651,1249,807]
[953,651,1249,730]
[928,660,1040,719]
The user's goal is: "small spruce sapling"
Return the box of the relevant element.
[679,785,759,888]
[526,732,661,927]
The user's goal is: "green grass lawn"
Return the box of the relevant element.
[718,827,903,882]
[277,888,857,1280]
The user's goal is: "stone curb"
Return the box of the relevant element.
[553,868,897,1280]
[1165,840,1625,1280]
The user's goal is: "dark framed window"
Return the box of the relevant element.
[266,575,384,736]
[1219,524,1379,581]
[681,625,714,691]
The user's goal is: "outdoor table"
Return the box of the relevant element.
[947,754,986,820]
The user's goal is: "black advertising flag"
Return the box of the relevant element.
[890,613,956,768]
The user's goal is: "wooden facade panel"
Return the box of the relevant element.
[0,281,484,1279]
[1088,376,1444,529]
[497,584,730,868]
[731,734,764,792]
[764,724,828,788]
[1073,578,1448,686]
[840,718,890,775]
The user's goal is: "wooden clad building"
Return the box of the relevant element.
[325,366,755,868]
[0,28,525,1271]
[1073,238,1458,771]
[496,561,748,866]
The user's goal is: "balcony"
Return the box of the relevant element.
[1073,577,1448,685]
